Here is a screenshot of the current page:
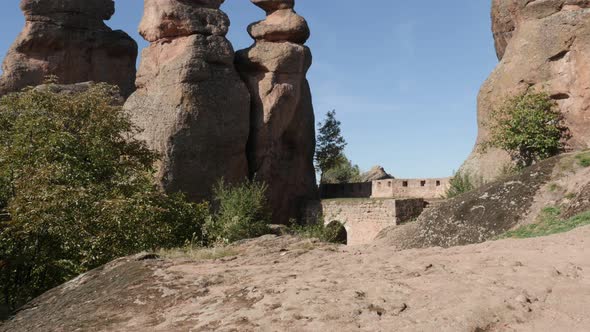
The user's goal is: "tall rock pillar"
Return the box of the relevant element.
[236,0,318,224]
[124,0,250,202]
[0,0,137,98]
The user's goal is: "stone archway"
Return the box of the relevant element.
[325,220,347,245]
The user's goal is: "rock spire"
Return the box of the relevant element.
[236,0,318,224]
[0,0,137,97]
[123,0,251,202]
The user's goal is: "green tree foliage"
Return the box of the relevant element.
[321,154,361,184]
[0,84,208,311]
[204,179,271,245]
[315,110,347,178]
[484,92,569,168]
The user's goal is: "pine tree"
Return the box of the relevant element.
[315,110,347,181]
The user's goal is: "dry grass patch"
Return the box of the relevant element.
[575,151,590,167]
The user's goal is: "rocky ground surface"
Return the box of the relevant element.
[2,227,589,332]
[378,153,590,250]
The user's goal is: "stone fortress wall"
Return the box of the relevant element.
[320,178,451,200]
[371,178,450,200]
[319,182,372,199]
[317,177,451,245]
[309,198,425,246]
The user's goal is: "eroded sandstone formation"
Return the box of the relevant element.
[360,166,394,182]
[124,0,250,202]
[236,0,318,224]
[462,0,590,180]
[0,0,137,98]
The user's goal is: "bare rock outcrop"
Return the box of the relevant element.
[360,166,394,182]
[0,0,137,98]
[379,151,590,251]
[236,0,317,224]
[123,0,250,202]
[462,0,590,180]
[3,228,590,331]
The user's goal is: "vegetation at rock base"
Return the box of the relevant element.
[0,84,211,311]
[203,179,272,245]
[483,92,569,168]
[290,219,347,245]
[498,207,590,239]
[446,171,481,198]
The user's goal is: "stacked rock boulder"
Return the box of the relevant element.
[124,0,250,202]
[236,0,318,224]
[360,166,394,183]
[462,0,590,180]
[0,0,137,97]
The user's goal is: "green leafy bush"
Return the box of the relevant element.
[290,220,347,244]
[483,92,569,168]
[0,84,208,311]
[446,171,480,198]
[204,179,272,245]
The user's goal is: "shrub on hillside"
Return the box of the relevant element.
[446,171,481,198]
[483,92,569,168]
[204,179,272,245]
[0,84,208,311]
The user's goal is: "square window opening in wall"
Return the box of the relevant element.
[420,180,426,187]
[388,181,392,188]
[402,181,408,187]
[436,180,441,186]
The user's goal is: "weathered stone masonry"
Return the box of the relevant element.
[311,199,425,246]
[371,178,450,200]
[321,178,450,200]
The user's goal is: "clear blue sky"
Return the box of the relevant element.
[0,1,498,178]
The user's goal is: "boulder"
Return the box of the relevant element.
[0,0,137,98]
[359,166,394,182]
[462,0,590,181]
[123,0,250,203]
[236,0,318,224]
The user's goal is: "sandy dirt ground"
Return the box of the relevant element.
[2,226,589,332]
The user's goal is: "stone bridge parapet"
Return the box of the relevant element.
[309,198,425,245]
